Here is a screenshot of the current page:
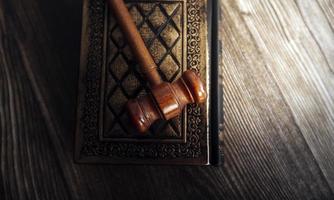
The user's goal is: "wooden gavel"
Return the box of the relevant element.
[108,0,207,133]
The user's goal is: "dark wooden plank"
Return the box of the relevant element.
[0,21,71,200]
[0,0,333,199]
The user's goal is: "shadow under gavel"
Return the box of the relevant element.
[108,0,207,133]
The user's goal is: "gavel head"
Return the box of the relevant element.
[126,70,207,133]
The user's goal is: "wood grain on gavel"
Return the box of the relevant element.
[108,0,207,133]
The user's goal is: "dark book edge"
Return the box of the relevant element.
[209,0,222,166]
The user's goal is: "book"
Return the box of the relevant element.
[75,0,221,165]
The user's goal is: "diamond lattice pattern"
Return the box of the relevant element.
[103,2,184,138]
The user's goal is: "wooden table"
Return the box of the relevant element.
[1,0,333,199]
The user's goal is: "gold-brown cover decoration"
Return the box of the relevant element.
[76,0,212,164]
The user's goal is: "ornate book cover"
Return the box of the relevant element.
[75,0,220,165]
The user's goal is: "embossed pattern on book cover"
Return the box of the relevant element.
[76,0,210,164]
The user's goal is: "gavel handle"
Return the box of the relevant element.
[108,0,163,86]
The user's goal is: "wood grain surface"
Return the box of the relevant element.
[1,0,333,199]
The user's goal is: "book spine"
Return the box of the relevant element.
[209,0,222,165]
